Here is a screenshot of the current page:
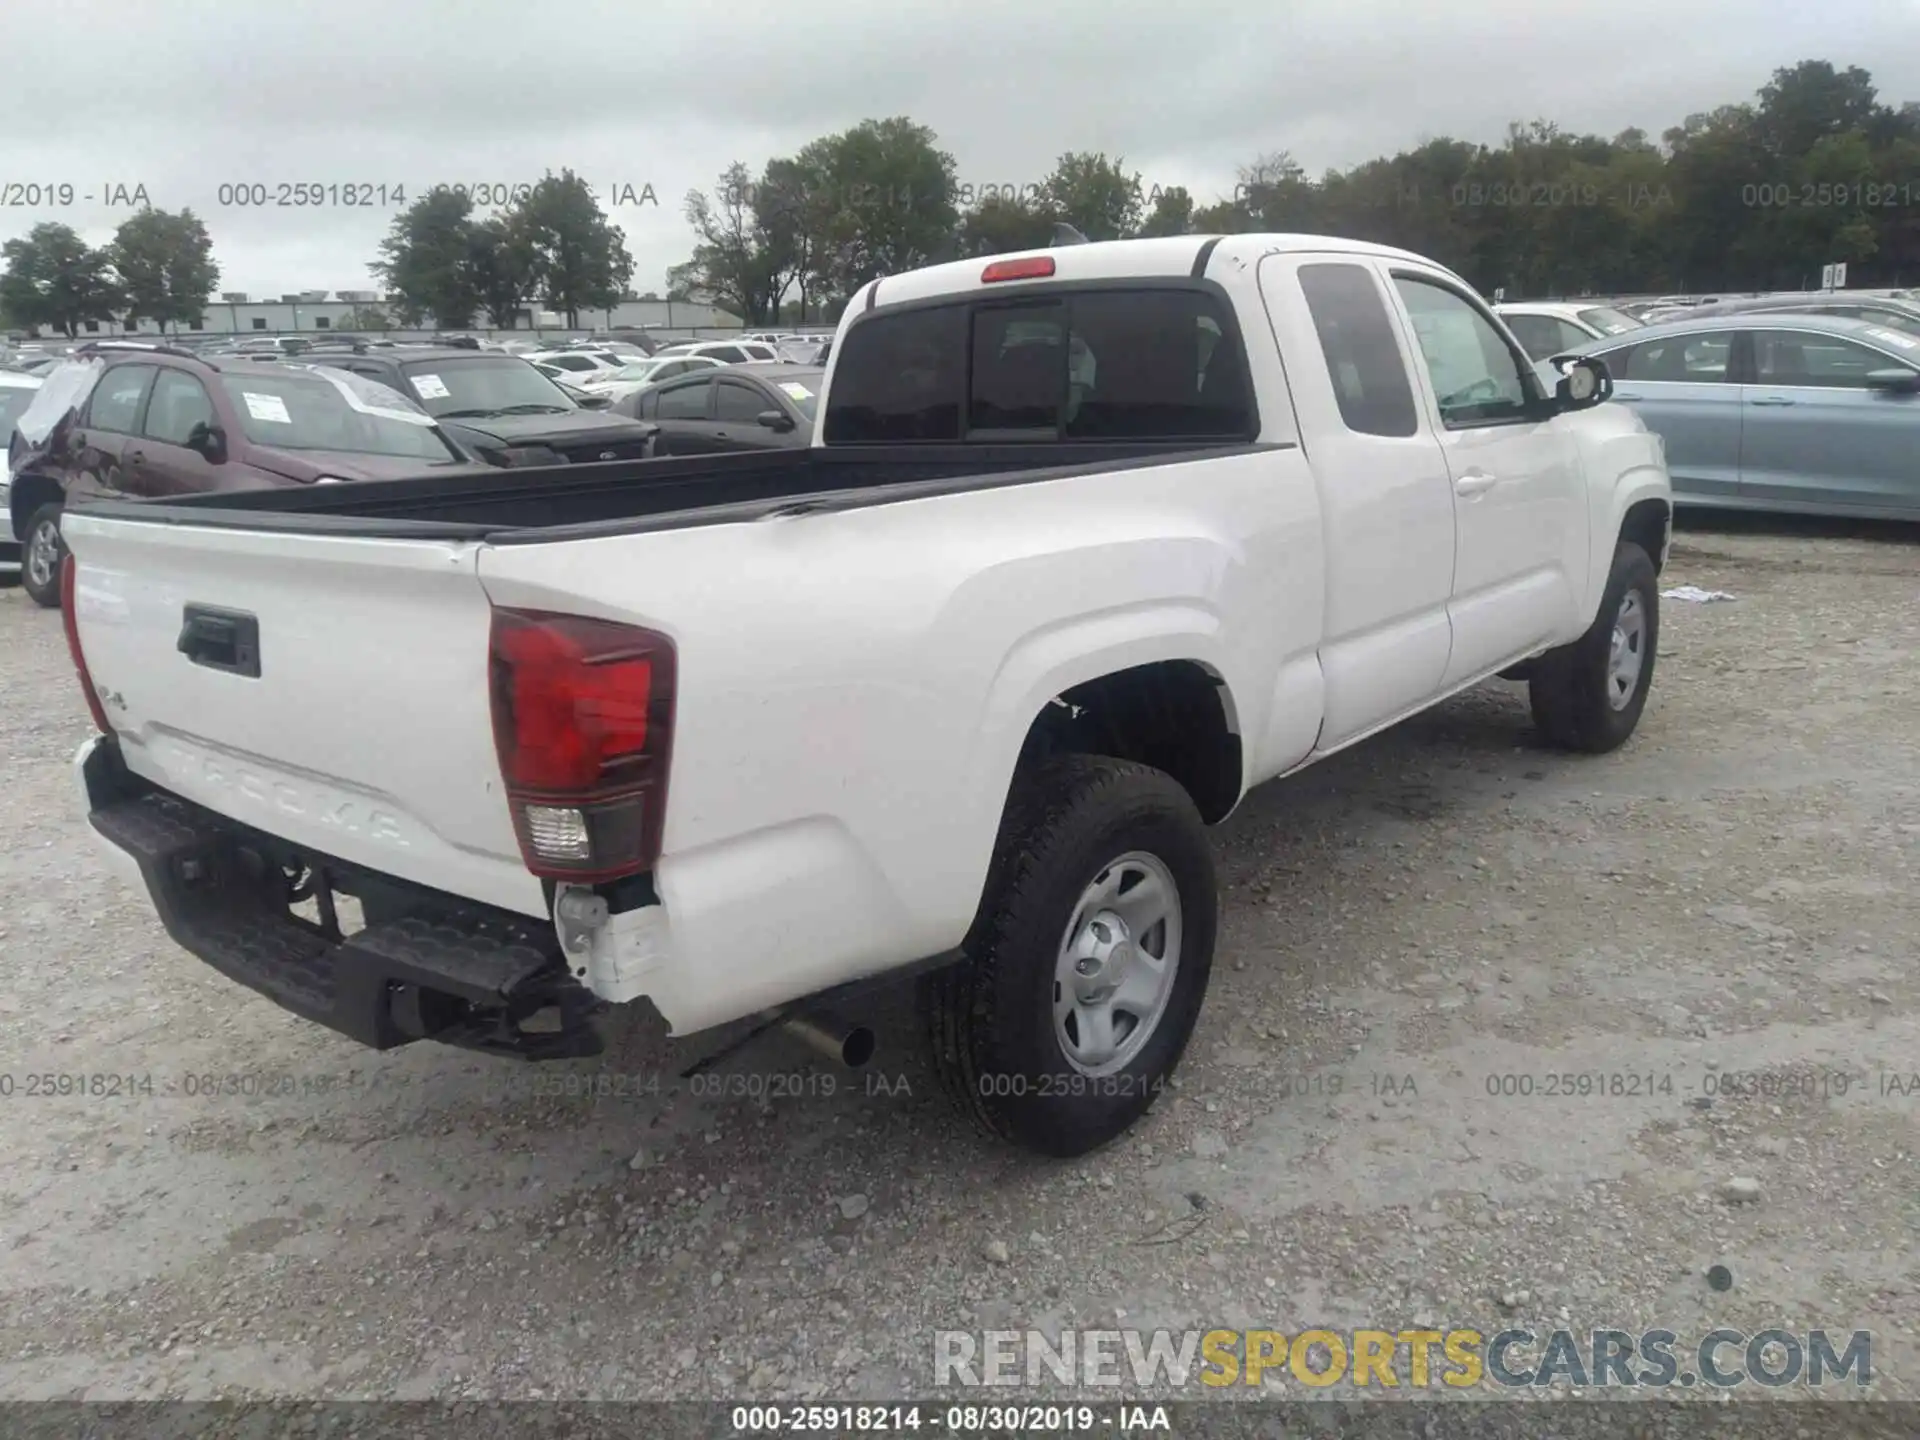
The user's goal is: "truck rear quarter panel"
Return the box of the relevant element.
[474,448,1323,1028]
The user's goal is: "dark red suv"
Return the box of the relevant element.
[8,342,487,607]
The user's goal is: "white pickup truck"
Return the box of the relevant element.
[61,234,1672,1156]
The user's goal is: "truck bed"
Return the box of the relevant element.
[72,442,1267,541]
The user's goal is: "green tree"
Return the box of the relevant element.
[1038,152,1144,241]
[796,118,959,298]
[0,223,121,338]
[372,187,480,329]
[108,208,219,333]
[467,217,533,328]
[506,169,634,328]
[676,162,788,324]
[1137,185,1197,237]
[953,193,1059,257]
[1756,61,1883,158]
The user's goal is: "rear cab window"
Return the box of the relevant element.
[823,286,1256,445]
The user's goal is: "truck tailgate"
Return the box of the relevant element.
[62,513,546,918]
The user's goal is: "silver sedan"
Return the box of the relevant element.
[1579,312,1920,520]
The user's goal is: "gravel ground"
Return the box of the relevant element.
[1,515,1916,1420]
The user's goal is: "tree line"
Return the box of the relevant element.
[1,210,218,338]
[0,170,636,337]
[4,60,1915,337]
[669,60,1920,323]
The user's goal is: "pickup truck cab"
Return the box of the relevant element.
[61,234,1672,1156]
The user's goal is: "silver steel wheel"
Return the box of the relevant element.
[1606,589,1647,711]
[26,516,60,593]
[1052,851,1182,1077]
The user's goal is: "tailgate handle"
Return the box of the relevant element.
[178,605,261,678]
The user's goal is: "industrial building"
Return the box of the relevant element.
[61,291,743,338]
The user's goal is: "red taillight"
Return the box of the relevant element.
[982,255,1055,284]
[488,608,674,882]
[61,556,114,736]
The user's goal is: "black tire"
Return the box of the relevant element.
[921,754,1217,1157]
[1529,540,1658,753]
[20,502,65,609]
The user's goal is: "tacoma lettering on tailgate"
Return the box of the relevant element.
[149,739,413,849]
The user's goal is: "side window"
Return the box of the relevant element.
[714,382,765,422]
[86,363,158,433]
[1501,314,1567,360]
[1392,277,1531,426]
[1298,263,1419,437]
[1555,319,1598,353]
[1755,331,1914,388]
[707,346,748,364]
[1619,332,1735,383]
[822,304,966,443]
[553,355,595,372]
[141,369,216,445]
[655,379,712,420]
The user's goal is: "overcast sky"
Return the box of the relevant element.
[6,0,1918,296]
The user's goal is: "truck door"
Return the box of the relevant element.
[1385,270,1588,687]
[1257,255,1456,750]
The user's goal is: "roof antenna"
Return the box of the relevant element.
[1051,222,1089,247]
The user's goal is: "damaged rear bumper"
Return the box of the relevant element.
[76,734,603,1060]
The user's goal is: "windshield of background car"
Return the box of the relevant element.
[217,370,459,459]
[396,356,577,416]
[1858,307,1920,337]
[1576,306,1642,335]
[772,373,823,420]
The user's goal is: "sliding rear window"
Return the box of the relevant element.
[823,285,1255,444]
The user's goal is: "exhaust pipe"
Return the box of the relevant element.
[782,1010,876,1068]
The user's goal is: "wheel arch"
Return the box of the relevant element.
[9,470,62,544]
[1008,657,1244,826]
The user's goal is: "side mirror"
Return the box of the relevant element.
[1864,368,1920,396]
[1553,356,1612,411]
[186,420,227,462]
[576,393,613,410]
[757,408,795,431]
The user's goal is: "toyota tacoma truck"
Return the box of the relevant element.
[60,234,1673,1157]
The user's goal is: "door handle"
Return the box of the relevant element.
[127,448,147,463]
[1749,396,1796,407]
[1613,392,1643,401]
[1454,471,1499,498]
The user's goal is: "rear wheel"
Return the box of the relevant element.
[922,755,1217,1157]
[1529,540,1658,753]
[21,503,64,609]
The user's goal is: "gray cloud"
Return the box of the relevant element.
[4,0,1916,293]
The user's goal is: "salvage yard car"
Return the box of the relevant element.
[1579,311,1920,519]
[610,362,821,453]
[7,345,489,607]
[0,370,44,583]
[59,233,1672,1157]
[1494,301,1644,360]
[277,346,660,468]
